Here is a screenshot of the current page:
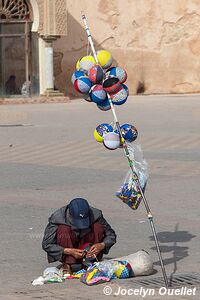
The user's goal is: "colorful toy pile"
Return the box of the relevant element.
[66,260,131,286]
[71,50,129,110]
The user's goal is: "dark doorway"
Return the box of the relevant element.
[0,0,39,97]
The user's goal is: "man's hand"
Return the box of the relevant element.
[64,248,84,259]
[87,243,105,257]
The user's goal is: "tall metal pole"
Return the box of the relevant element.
[81,13,168,288]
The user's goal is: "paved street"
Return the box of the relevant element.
[0,95,200,299]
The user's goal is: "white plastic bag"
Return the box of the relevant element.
[32,267,64,285]
[115,250,154,277]
[116,143,149,210]
[43,267,63,278]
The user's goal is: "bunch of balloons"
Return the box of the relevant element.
[93,123,138,150]
[71,50,129,111]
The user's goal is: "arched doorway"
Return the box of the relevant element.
[0,0,39,97]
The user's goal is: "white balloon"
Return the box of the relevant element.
[103,132,120,150]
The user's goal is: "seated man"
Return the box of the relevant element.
[42,198,116,273]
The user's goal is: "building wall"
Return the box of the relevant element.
[53,0,200,96]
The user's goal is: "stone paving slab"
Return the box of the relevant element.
[0,96,199,299]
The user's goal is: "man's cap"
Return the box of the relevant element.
[68,198,90,229]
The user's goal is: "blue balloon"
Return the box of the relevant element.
[96,123,113,137]
[71,70,85,84]
[97,97,111,111]
[120,124,138,142]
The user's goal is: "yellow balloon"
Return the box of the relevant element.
[97,50,113,69]
[76,55,95,70]
[76,59,81,70]
[79,55,96,72]
[81,55,96,63]
[94,129,104,143]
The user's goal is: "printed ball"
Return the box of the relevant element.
[83,93,92,102]
[76,59,81,70]
[90,84,107,104]
[97,97,111,111]
[103,76,121,93]
[97,50,113,69]
[74,76,92,94]
[79,55,96,73]
[88,64,104,84]
[107,67,127,83]
[110,85,128,105]
[94,123,113,143]
[122,83,129,96]
[120,124,138,142]
[71,70,85,85]
[103,132,120,150]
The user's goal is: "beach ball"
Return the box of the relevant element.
[76,59,81,70]
[103,76,121,93]
[103,132,120,150]
[122,83,129,96]
[74,76,92,94]
[97,50,113,69]
[120,124,138,142]
[71,70,85,85]
[94,123,113,143]
[90,84,107,104]
[79,55,96,73]
[83,93,92,102]
[97,97,111,111]
[107,67,127,83]
[88,64,104,84]
[110,85,128,105]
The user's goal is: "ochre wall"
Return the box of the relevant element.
[53,0,200,96]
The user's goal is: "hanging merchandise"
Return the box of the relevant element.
[109,85,129,105]
[107,67,127,83]
[70,14,169,288]
[74,76,92,94]
[120,124,138,142]
[103,132,121,150]
[116,143,149,209]
[97,97,111,111]
[89,84,107,104]
[79,55,96,73]
[88,64,104,84]
[96,50,113,69]
[93,123,113,143]
[103,76,121,93]
[71,70,85,85]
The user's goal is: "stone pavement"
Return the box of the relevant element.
[0,95,199,299]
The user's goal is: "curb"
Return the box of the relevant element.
[0,97,71,105]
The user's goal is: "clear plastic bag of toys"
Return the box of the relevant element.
[116,143,149,210]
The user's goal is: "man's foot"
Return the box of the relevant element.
[62,263,72,275]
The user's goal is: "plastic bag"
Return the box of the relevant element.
[95,261,122,278]
[95,260,131,279]
[114,250,154,277]
[116,143,149,210]
[32,276,45,286]
[127,143,149,189]
[43,267,63,277]
[32,267,64,285]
